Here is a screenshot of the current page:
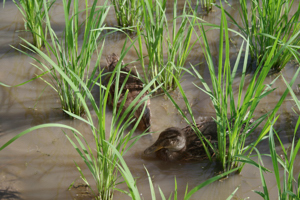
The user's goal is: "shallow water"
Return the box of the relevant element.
[1,0,300,199]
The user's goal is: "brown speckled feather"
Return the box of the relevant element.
[106,53,151,131]
[155,121,218,162]
[148,119,250,162]
[106,53,144,92]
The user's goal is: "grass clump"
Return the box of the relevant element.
[255,118,300,200]
[219,0,300,71]
[164,3,300,173]
[15,0,110,116]
[256,73,300,199]
[0,41,156,199]
[198,4,300,172]
[12,0,55,49]
[113,144,241,199]
[111,0,143,31]
[136,0,196,93]
[200,0,215,12]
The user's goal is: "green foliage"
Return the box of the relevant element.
[110,141,241,199]
[12,0,55,49]
[0,40,156,199]
[219,0,300,71]
[63,46,155,199]
[203,3,300,172]
[136,0,196,93]
[246,52,300,199]
[261,72,300,200]
[200,0,215,11]
[2,0,300,198]
[254,116,300,200]
[194,2,300,172]
[164,2,300,173]
[14,0,109,116]
[111,0,143,30]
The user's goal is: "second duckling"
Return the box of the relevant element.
[105,53,151,131]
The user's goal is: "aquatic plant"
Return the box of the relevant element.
[15,0,109,116]
[136,0,196,93]
[111,141,241,199]
[12,0,55,49]
[199,4,300,172]
[254,73,300,199]
[0,40,158,199]
[218,0,300,71]
[237,75,300,197]
[111,0,143,31]
[200,0,215,12]
[254,115,300,200]
[164,3,300,173]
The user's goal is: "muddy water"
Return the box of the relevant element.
[1,0,300,199]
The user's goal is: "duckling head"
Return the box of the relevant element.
[144,127,186,155]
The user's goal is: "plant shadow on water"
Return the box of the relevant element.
[0,189,22,200]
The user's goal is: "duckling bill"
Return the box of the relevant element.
[106,53,151,131]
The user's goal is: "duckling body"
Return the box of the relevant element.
[143,118,252,162]
[106,53,151,131]
[144,120,219,162]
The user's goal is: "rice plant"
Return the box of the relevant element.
[136,0,196,93]
[12,0,55,49]
[256,72,300,199]
[14,0,110,116]
[254,115,300,200]
[0,39,159,199]
[218,0,300,71]
[111,140,241,199]
[163,3,300,173]
[195,3,300,172]
[200,0,215,12]
[111,0,143,30]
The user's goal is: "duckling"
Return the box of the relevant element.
[106,53,144,89]
[144,121,218,162]
[144,119,251,162]
[106,53,151,131]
